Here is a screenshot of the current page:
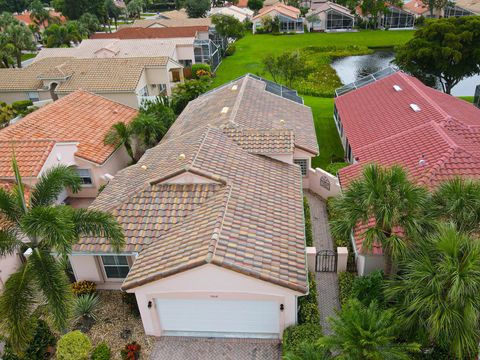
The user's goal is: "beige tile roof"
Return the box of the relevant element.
[75,125,307,293]
[222,126,295,154]
[165,74,318,155]
[158,9,189,19]
[454,0,480,13]
[129,18,212,28]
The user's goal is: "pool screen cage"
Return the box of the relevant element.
[278,14,304,32]
[335,67,397,97]
[444,5,474,17]
[326,9,354,30]
[194,39,221,71]
[474,85,480,109]
[381,7,415,29]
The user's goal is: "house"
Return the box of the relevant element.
[307,1,355,31]
[334,70,480,275]
[69,74,319,339]
[403,0,438,17]
[156,9,189,20]
[209,6,255,22]
[34,39,197,68]
[90,27,223,70]
[404,0,479,17]
[121,18,212,33]
[252,3,305,33]
[14,9,66,29]
[0,90,138,289]
[0,56,184,108]
[356,4,415,29]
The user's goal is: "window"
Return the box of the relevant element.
[27,91,39,102]
[138,85,148,97]
[101,255,130,279]
[179,59,192,67]
[294,159,308,176]
[76,169,93,185]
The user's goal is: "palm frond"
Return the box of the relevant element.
[0,187,21,223]
[0,227,22,256]
[30,165,82,207]
[70,208,125,252]
[0,264,37,353]
[29,248,73,331]
[11,153,27,214]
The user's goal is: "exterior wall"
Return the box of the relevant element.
[303,167,341,200]
[176,45,195,64]
[0,90,51,104]
[57,92,140,108]
[197,31,210,40]
[129,264,301,338]
[0,253,22,290]
[356,253,385,276]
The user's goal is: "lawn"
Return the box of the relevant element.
[459,96,474,103]
[21,53,36,61]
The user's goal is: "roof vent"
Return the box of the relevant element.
[410,103,421,112]
[419,154,427,167]
[279,119,285,125]
[231,84,238,91]
[393,85,402,92]
[178,153,186,160]
[221,107,229,114]
[140,165,148,170]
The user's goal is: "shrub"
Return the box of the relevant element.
[191,63,212,79]
[3,319,56,360]
[91,342,111,360]
[121,341,141,360]
[282,323,322,354]
[335,237,349,248]
[350,270,385,307]
[338,271,355,306]
[298,272,320,324]
[224,45,236,57]
[71,280,96,296]
[11,100,33,113]
[172,78,211,114]
[303,197,313,247]
[73,293,101,332]
[56,331,92,360]
[122,292,140,317]
[325,162,349,176]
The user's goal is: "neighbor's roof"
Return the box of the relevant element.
[453,0,480,13]
[157,9,189,19]
[76,125,307,293]
[91,26,207,39]
[164,74,318,155]
[403,0,430,15]
[0,57,171,93]
[254,2,301,20]
[14,10,65,28]
[0,91,137,177]
[335,71,480,190]
[127,18,211,28]
[309,1,353,16]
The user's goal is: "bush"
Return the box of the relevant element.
[298,272,320,324]
[122,292,140,317]
[338,271,355,306]
[71,280,96,296]
[56,331,92,360]
[191,63,212,79]
[3,319,56,360]
[73,293,101,332]
[350,270,385,307]
[282,323,322,354]
[335,237,349,248]
[303,197,313,247]
[121,341,141,360]
[91,342,111,360]
[325,162,349,176]
[224,45,236,57]
[11,100,33,113]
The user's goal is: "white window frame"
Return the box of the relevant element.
[76,168,93,186]
[100,255,130,280]
[138,85,149,97]
[294,159,308,176]
[27,91,40,102]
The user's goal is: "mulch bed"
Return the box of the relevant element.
[86,290,156,360]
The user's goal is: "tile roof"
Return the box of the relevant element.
[0,91,138,176]
[14,10,65,28]
[222,126,295,154]
[309,1,353,16]
[336,71,480,189]
[403,0,430,15]
[90,26,208,40]
[165,74,318,155]
[76,123,308,292]
[130,18,211,27]
[254,3,301,20]
[454,0,480,13]
[157,9,190,19]
[0,57,171,94]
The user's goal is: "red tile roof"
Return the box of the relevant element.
[0,91,138,178]
[336,72,480,190]
[14,10,66,28]
[90,26,207,39]
[254,2,301,19]
[403,0,430,15]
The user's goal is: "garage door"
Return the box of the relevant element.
[155,298,280,338]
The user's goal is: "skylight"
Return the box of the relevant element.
[410,103,421,112]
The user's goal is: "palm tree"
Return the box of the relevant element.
[318,299,420,359]
[104,122,135,163]
[131,113,167,150]
[429,177,480,235]
[284,343,332,360]
[386,223,480,359]
[329,164,431,275]
[29,0,51,28]
[0,157,124,353]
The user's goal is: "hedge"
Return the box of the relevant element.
[56,331,92,360]
[298,272,320,324]
[325,162,349,176]
[338,271,355,306]
[303,197,313,247]
[282,323,323,355]
[191,63,212,79]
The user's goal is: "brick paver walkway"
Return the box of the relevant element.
[150,337,281,360]
[305,191,340,334]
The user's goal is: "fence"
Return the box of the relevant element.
[304,167,341,200]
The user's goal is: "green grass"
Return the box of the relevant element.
[303,96,344,169]
[458,96,474,103]
[21,53,36,61]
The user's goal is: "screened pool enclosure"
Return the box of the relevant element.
[381,6,415,29]
[326,9,354,30]
[278,14,305,33]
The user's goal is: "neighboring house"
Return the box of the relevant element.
[356,5,415,29]
[153,9,189,20]
[404,0,479,17]
[307,1,354,31]
[209,6,255,22]
[334,70,480,275]
[69,74,319,339]
[0,56,184,108]
[253,3,305,33]
[0,91,138,289]
[121,18,212,32]
[34,39,196,68]
[90,27,223,70]
[14,9,66,29]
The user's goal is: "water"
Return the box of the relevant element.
[331,49,480,96]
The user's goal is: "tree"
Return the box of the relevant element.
[360,0,387,29]
[284,343,332,360]
[0,158,124,354]
[105,0,123,30]
[29,0,51,28]
[78,13,100,36]
[0,13,35,68]
[395,16,480,94]
[43,21,86,48]
[171,78,211,114]
[0,0,30,13]
[329,164,431,275]
[0,32,15,68]
[262,51,308,88]
[130,113,167,150]
[425,0,448,17]
[319,299,420,359]
[127,0,143,19]
[185,0,211,18]
[247,0,264,12]
[428,177,480,235]
[386,224,480,359]
[104,122,135,163]
[211,14,244,39]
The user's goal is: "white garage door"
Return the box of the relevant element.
[155,298,280,338]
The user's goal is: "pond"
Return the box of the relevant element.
[331,49,480,96]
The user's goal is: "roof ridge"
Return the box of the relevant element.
[190,126,211,168]
[227,74,248,125]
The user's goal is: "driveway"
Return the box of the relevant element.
[150,337,282,360]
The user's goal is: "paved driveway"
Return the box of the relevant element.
[150,337,282,360]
